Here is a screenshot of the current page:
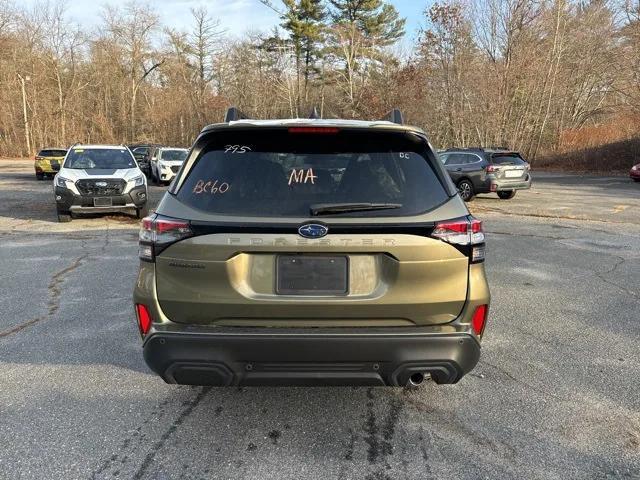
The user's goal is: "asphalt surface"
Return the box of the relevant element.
[1,160,639,480]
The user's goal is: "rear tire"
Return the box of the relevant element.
[497,190,516,200]
[457,180,475,202]
[136,205,149,219]
[36,173,44,181]
[57,210,72,222]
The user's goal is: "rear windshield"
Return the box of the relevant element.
[176,128,449,217]
[491,154,526,165]
[39,149,67,157]
[160,149,188,162]
[64,148,136,170]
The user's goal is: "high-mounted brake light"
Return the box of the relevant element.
[135,304,153,336]
[139,215,193,261]
[432,218,485,263]
[288,127,339,134]
[471,304,488,336]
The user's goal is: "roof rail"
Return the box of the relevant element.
[380,108,404,125]
[224,107,249,123]
[309,106,320,119]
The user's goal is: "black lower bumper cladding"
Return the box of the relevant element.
[55,185,147,211]
[143,329,481,387]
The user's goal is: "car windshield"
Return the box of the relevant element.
[39,149,67,157]
[176,128,449,217]
[160,149,188,162]
[64,148,136,170]
[492,154,526,165]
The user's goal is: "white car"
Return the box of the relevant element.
[53,144,148,222]
[150,147,189,185]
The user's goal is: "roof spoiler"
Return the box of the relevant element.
[223,106,403,123]
[224,107,249,122]
[380,108,404,125]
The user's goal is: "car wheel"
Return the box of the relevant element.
[457,180,475,202]
[36,173,44,181]
[136,205,150,219]
[497,190,516,200]
[57,211,72,222]
[633,178,640,183]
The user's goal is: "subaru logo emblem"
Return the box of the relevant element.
[95,181,108,187]
[298,223,328,239]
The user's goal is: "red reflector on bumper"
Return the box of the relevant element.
[471,305,488,336]
[135,304,153,335]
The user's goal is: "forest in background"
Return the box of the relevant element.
[1,0,639,171]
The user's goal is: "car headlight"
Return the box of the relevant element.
[132,175,145,187]
[632,165,639,171]
[56,176,71,188]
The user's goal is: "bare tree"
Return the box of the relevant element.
[102,2,162,140]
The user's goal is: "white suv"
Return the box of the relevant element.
[150,147,188,185]
[53,144,148,222]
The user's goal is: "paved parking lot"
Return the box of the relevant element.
[1,159,639,480]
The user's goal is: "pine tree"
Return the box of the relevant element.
[326,0,405,117]
[277,0,327,114]
[329,0,405,46]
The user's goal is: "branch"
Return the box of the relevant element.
[142,59,165,82]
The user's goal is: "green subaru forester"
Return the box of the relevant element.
[133,108,490,387]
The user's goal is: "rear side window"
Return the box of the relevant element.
[176,128,450,217]
[444,153,481,165]
[39,149,67,157]
[491,154,526,165]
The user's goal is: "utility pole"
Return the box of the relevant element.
[17,73,31,156]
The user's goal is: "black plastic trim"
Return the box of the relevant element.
[143,330,481,387]
[189,220,436,237]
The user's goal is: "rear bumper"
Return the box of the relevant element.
[489,174,532,191]
[142,327,481,387]
[35,164,60,174]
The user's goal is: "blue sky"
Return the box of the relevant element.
[44,0,428,46]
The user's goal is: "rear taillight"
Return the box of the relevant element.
[486,165,497,173]
[471,304,488,336]
[431,217,485,263]
[135,304,153,336]
[139,214,193,261]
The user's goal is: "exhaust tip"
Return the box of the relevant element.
[407,372,425,387]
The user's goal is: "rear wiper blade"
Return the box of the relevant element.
[310,202,402,216]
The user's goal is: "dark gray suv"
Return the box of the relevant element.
[439,148,532,201]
